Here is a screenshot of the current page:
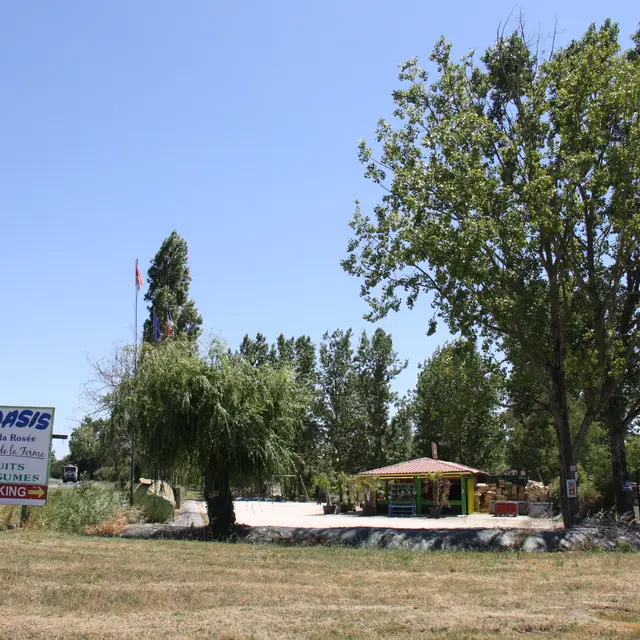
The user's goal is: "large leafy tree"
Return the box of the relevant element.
[261,332,324,487]
[504,410,558,484]
[355,328,409,468]
[318,329,364,472]
[343,22,640,526]
[68,416,129,481]
[86,344,138,497]
[68,417,110,478]
[316,328,410,473]
[387,400,414,465]
[143,231,202,343]
[413,340,505,471]
[135,338,301,538]
[286,335,324,482]
[239,333,272,367]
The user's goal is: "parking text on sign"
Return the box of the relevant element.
[0,484,47,500]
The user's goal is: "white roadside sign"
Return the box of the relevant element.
[0,406,55,506]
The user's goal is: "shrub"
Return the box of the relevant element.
[27,484,141,534]
[312,473,336,506]
[94,466,117,482]
[83,509,141,536]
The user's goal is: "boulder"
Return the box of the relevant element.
[134,478,176,523]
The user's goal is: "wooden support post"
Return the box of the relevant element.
[416,477,422,515]
[460,475,467,516]
[467,478,475,514]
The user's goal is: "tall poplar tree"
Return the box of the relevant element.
[318,329,364,472]
[143,231,202,343]
[355,328,409,468]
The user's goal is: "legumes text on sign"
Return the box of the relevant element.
[0,406,55,506]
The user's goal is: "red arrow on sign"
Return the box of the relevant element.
[0,484,48,500]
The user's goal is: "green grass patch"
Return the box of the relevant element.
[27,484,139,533]
[0,531,638,639]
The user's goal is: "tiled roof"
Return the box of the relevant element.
[357,457,482,476]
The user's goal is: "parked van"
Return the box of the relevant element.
[62,465,78,483]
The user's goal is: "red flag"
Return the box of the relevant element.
[135,260,143,293]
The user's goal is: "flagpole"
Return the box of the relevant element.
[130,259,139,507]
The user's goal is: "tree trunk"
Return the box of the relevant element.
[205,469,236,539]
[557,439,580,528]
[550,373,581,528]
[606,396,632,516]
[548,273,581,529]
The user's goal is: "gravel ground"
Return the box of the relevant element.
[233,500,563,530]
[122,501,640,551]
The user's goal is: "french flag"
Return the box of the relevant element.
[135,260,143,293]
[166,310,174,338]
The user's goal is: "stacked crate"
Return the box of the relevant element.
[524,481,548,502]
[474,480,549,513]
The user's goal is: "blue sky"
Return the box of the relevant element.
[0,2,636,457]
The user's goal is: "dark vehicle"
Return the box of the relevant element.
[62,465,78,483]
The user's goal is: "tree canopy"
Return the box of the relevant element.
[355,328,410,469]
[134,338,302,537]
[413,339,505,471]
[143,231,202,343]
[343,21,640,527]
[67,417,105,478]
[317,329,363,472]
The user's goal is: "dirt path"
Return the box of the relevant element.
[171,499,207,527]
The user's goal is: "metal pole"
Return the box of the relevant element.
[130,259,139,506]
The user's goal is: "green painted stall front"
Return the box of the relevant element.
[375,475,476,517]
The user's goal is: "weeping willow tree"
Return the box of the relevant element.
[134,338,302,538]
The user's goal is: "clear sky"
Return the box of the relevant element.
[0,1,636,457]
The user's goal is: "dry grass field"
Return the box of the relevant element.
[0,531,639,639]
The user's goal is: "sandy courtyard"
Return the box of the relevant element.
[233,500,563,530]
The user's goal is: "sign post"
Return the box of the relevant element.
[0,406,55,508]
